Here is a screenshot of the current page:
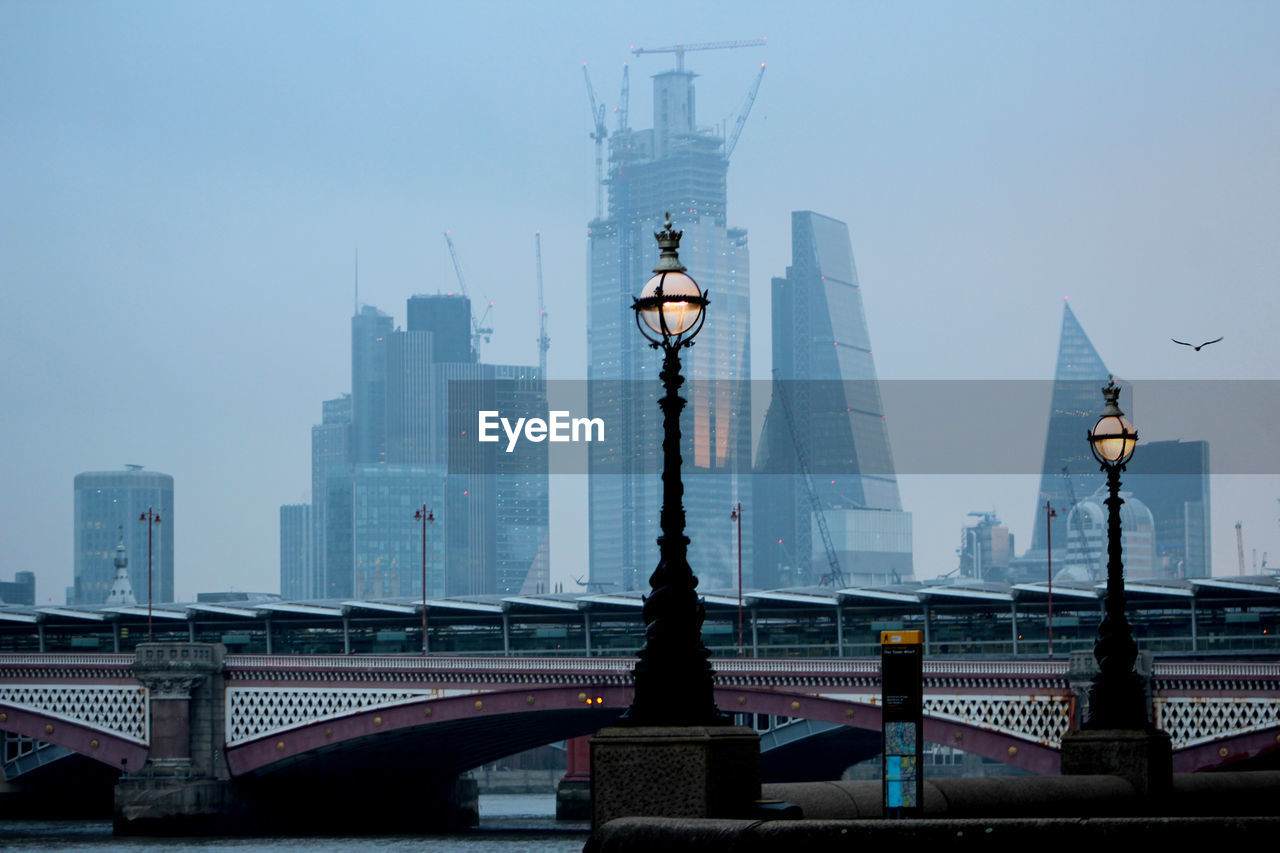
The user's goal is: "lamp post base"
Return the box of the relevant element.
[589,726,761,828]
[1060,728,1172,796]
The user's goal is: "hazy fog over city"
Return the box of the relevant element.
[2,2,1277,601]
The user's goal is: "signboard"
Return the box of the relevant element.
[881,629,923,819]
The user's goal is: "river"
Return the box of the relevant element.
[0,793,588,852]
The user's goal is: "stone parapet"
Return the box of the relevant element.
[590,726,760,828]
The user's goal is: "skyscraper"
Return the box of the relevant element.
[279,503,312,600]
[753,212,911,588]
[587,64,752,591]
[1125,439,1211,579]
[307,394,351,598]
[1024,302,1119,579]
[351,306,393,466]
[298,294,548,600]
[73,465,174,605]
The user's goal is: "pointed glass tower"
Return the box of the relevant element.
[752,211,911,588]
[1027,301,1117,578]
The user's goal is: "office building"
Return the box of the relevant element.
[323,463,447,599]
[1125,439,1211,578]
[73,465,173,605]
[1017,302,1122,581]
[351,306,393,465]
[296,294,549,600]
[1063,487,1159,580]
[587,63,752,591]
[279,504,313,600]
[0,572,35,606]
[306,394,352,598]
[753,211,912,588]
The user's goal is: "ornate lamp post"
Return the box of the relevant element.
[1084,377,1145,728]
[414,506,435,656]
[621,213,723,726]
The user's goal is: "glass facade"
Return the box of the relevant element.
[753,211,911,588]
[1123,439,1211,579]
[587,67,752,591]
[1028,303,1114,560]
[299,295,549,600]
[279,504,312,600]
[325,464,446,599]
[73,466,174,605]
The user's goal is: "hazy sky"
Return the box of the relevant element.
[3,2,1278,602]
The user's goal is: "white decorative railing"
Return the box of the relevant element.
[1152,661,1280,679]
[0,654,135,667]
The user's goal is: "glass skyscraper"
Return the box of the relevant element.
[1024,302,1117,578]
[753,212,911,588]
[73,465,174,605]
[293,294,548,600]
[587,65,752,591]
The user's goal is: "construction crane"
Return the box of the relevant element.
[724,63,766,160]
[535,231,549,378]
[442,231,494,359]
[630,37,767,72]
[772,371,844,588]
[582,64,608,221]
[1061,466,1099,580]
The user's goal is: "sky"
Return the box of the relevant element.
[2,1,1278,602]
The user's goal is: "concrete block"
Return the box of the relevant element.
[590,726,760,828]
[1060,728,1172,796]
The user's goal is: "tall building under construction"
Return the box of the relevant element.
[586,60,755,591]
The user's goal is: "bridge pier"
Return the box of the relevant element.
[114,643,237,835]
[556,734,592,820]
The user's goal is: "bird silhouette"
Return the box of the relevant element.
[1172,336,1223,351]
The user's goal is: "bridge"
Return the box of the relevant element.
[2,649,1277,789]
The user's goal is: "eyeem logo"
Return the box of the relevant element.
[478,411,604,452]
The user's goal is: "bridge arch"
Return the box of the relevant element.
[0,702,147,771]
[225,683,1061,777]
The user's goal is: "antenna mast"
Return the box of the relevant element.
[536,231,549,378]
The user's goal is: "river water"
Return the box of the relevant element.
[0,794,588,852]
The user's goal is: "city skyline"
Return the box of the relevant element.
[3,4,1278,600]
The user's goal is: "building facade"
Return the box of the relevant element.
[1063,487,1159,580]
[279,504,313,600]
[1125,439,1211,579]
[73,465,174,605]
[587,65,752,592]
[292,294,548,600]
[1018,302,1124,581]
[753,211,912,588]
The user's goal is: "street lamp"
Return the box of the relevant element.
[138,508,161,642]
[730,503,744,657]
[1045,500,1058,659]
[1085,377,1145,728]
[621,213,721,726]
[414,506,435,656]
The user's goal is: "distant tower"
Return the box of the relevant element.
[104,533,137,606]
[1023,303,1120,577]
[753,211,911,588]
[73,466,173,605]
[313,293,548,600]
[1125,439,1212,579]
[586,61,753,591]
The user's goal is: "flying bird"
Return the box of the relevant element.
[1172,336,1223,351]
